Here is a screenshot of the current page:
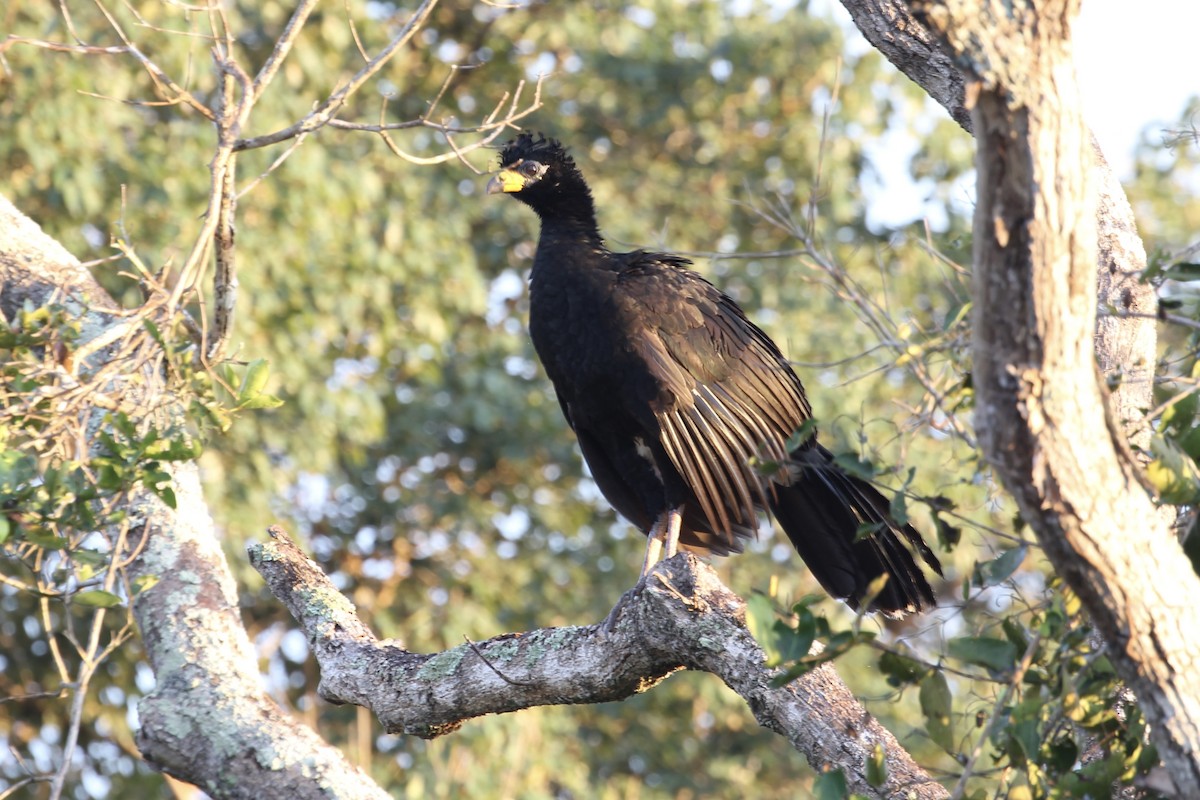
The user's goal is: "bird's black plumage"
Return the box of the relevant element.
[489,133,941,614]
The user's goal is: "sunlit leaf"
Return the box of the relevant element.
[1146,435,1200,505]
[865,743,886,788]
[73,590,124,608]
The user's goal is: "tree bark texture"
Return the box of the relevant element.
[0,195,390,800]
[251,527,950,800]
[906,0,1200,792]
[838,0,1157,444]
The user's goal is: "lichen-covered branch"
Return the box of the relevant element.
[0,195,389,800]
[250,527,950,800]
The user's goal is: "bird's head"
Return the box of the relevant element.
[487,133,595,222]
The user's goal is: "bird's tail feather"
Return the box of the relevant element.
[768,445,942,615]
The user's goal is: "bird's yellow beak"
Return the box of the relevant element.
[486,169,527,195]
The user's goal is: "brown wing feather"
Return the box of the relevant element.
[619,254,810,541]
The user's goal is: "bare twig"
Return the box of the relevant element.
[375,77,543,168]
[0,775,53,800]
[207,100,240,360]
[948,633,1043,800]
[235,131,311,201]
[166,51,252,314]
[234,0,441,152]
[463,636,537,687]
[0,36,126,58]
[48,522,135,800]
[86,2,215,120]
[249,0,320,103]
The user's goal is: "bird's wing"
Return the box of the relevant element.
[616,252,812,539]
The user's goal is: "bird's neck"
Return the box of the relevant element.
[537,213,604,247]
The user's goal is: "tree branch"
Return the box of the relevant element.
[232,0,441,153]
[250,526,950,800]
[0,195,389,800]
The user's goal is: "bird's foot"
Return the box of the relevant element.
[601,582,642,633]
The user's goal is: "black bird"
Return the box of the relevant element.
[488,133,941,615]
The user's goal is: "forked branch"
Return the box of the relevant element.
[250,526,950,800]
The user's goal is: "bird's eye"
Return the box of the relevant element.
[518,160,543,178]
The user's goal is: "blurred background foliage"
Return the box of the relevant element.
[1,0,1197,797]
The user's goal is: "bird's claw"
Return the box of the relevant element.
[600,580,646,633]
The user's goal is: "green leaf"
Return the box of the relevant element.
[24,530,67,550]
[1009,718,1040,763]
[833,452,876,481]
[878,650,925,687]
[1178,425,1200,462]
[0,517,9,544]
[143,318,165,347]
[787,605,818,661]
[97,464,124,491]
[785,417,819,451]
[1146,434,1200,504]
[1006,782,1033,800]
[888,490,908,526]
[71,549,109,567]
[111,411,138,440]
[157,437,203,461]
[948,636,1018,674]
[73,589,124,608]
[1183,516,1200,579]
[151,484,177,510]
[239,393,285,410]
[919,671,954,752]
[853,521,884,542]
[132,574,159,595]
[1166,261,1200,281]
[978,545,1027,587]
[746,594,781,666]
[238,358,271,403]
[857,573,891,613]
[1002,617,1031,655]
[1160,388,1200,434]
[813,769,848,800]
[864,743,887,788]
[933,514,962,550]
[0,449,37,493]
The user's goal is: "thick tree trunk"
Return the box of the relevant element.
[904,0,1200,792]
[839,0,1157,445]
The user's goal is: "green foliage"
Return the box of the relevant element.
[981,584,1161,799]
[918,670,954,752]
[3,0,1193,798]
[751,545,1165,798]
[812,768,849,800]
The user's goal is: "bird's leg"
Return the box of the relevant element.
[662,508,682,559]
[639,508,684,577]
[639,515,666,577]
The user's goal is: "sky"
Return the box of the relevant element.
[820,0,1199,228]
[1076,0,1198,179]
